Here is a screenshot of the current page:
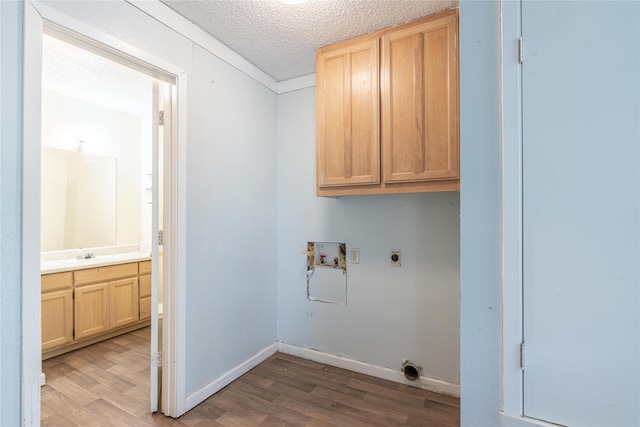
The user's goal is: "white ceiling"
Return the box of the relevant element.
[160,0,459,82]
[42,34,155,117]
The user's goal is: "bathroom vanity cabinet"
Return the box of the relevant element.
[41,272,74,351]
[41,260,150,359]
[316,9,459,196]
[138,260,152,321]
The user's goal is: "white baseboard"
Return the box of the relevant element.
[276,342,460,398]
[40,372,46,386]
[184,343,278,412]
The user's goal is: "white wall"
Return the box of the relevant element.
[184,43,278,394]
[459,1,502,425]
[39,0,278,401]
[0,1,23,424]
[277,87,460,385]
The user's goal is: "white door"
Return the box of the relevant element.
[151,80,174,413]
[151,82,161,413]
[522,2,639,426]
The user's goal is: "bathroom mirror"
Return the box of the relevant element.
[41,32,153,255]
[41,147,118,251]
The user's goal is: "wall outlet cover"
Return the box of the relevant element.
[350,248,360,264]
[390,250,401,267]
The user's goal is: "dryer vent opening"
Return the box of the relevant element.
[402,360,422,381]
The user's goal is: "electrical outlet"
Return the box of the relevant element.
[390,250,401,267]
[350,248,360,264]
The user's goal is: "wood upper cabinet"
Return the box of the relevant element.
[381,12,459,183]
[316,37,380,188]
[316,9,459,196]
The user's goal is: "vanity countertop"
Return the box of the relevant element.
[41,252,151,275]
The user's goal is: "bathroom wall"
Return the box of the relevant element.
[276,87,461,385]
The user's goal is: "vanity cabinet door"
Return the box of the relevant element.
[139,270,151,321]
[75,283,110,340]
[41,289,73,350]
[110,277,139,328]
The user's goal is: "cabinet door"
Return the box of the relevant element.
[110,277,139,329]
[316,38,380,187]
[381,13,458,183]
[139,273,151,298]
[139,296,151,321]
[75,283,110,340]
[41,289,73,351]
[138,273,151,321]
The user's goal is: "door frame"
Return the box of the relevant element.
[501,2,561,426]
[501,0,528,425]
[22,1,187,423]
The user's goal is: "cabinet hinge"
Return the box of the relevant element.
[518,36,524,64]
[520,342,526,369]
[152,351,162,367]
[158,110,165,126]
[158,230,164,246]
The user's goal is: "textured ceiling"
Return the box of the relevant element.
[42,34,155,117]
[160,0,459,82]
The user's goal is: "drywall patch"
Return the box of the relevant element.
[306,241,347,304]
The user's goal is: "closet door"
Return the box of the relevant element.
[521,2,639,426]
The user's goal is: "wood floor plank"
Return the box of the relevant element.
[178,401,226,426]
[273,394,373,427]
[40,412,77,427]
[92,382,150,418]
[364,391,459,426]
[215,410,269,426]
[229,378,281,402]
[42,327,459,426]
[310,385,409,425]
[213,385,312,426]
[69,347,117,372]
[46,374,100,406]
[85,398,154,427]
[400,384,461,407]
[41,387,119,427]
[347,377,427,406]
[258,414,298,427]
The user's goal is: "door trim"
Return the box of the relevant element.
[501,2,566,426]
[23,1,187,422]
[501,0,526,421]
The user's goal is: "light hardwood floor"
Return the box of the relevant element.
[41,327,460,426]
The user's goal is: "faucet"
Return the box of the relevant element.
[77,252,95,260]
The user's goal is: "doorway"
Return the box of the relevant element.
[37,24,174,419]
[23,3,187,422]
